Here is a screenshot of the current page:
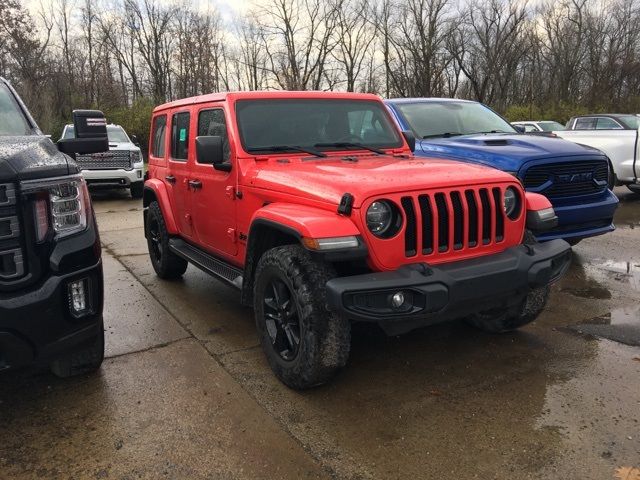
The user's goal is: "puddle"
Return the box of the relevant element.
[568,305,640,347]
[582,260,640,292]
[560,285,611,299]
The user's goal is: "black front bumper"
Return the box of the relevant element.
[0,260,104,371]
[326,239,571,335]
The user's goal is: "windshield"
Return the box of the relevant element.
[235,99,403,153]
[619,115,639,129]
[0,83,32,136]
[395,101,516,138]
[538,121,565,132]
[63,125,130,143]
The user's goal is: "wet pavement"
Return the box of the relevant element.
[1,187,639,479]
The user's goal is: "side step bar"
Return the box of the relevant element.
[168,238,243,289]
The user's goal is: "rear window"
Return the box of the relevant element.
[171,112,190,160]
[0,83,31,136]
[151,115,167,158]
[619,116,639,129]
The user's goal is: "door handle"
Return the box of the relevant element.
[165,175,176,184]
[188,179,203,190]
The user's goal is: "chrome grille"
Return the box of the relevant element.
[0,182,25,281]
[75,151,132,170]
[400,187,505,258]
[523,160,609,197]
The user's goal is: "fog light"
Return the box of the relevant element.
[68,278,91,316]
[391,292,405,309]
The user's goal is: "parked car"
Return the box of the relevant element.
[555,114,639,194]
[385,98,619,244]
[511,121,565,135]
[143,91,571,389]
[0,77,106,377]
[60,123,144,198]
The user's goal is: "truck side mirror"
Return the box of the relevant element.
[131,134,140,146]
[196,136,229,171]
[57,110,109,156]
[402,130,416,152]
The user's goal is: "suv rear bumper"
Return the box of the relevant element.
[535,189,618,242]
[0,261,104,371]
[326,239,571,335]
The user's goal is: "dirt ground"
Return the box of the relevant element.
[1,187,639,480]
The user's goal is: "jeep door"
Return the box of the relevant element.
[167,110,195,238]
[190,106,237,257]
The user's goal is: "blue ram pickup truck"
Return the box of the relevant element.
[385,98,618,244]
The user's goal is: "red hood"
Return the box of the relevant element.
[242,154,518,207]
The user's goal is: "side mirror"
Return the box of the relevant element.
[196,136,230,171]
[513,125,526,134]
[57,110,109,156]
[402,130,416,152]
[131,134,140,146]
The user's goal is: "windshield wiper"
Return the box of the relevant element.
[422,132,463,139]
[474,130,510,134]
[246,145,326,158]
[314,142,386,155]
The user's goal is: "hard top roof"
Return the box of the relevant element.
[153,90,383,113]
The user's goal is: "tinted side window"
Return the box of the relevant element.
[151,115,167,157]
[171,112,190,160]
[574,118,597,130]
[596,117,623,130]
[198,109,230,162]
[523,124,538,132]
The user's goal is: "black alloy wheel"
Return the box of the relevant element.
[262,275,301,361]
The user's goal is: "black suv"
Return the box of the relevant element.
[0,77,107,377]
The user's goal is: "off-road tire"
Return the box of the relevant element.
[50,324,105,377]
[466,230,550,333]
[253,245,351,389]
[130,181,144,199]
[628,184,640,195]
[146,201,188,279]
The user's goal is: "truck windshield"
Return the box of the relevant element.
[0,83,32,136]
[236,99,403,154]
[395,101,516,139]
[63,125,130,143]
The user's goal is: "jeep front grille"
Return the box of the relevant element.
[522,160,608,197]
[400,187,506,258]
[75,151,132,170]
[0,182,26,282]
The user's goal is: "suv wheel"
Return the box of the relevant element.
[466,230,549,333]
[253,245,350,389]
[50,323,104,377]
[146,201,188,279]
[130,181,144,199]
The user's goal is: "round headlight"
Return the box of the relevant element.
[367,201,393,236]
[503,187,519,218]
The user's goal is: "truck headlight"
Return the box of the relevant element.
[130,150,141,164]
[22,175,91,239]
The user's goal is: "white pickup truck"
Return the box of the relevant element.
[554,114,639,193]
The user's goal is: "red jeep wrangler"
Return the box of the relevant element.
[143,91,571,389]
